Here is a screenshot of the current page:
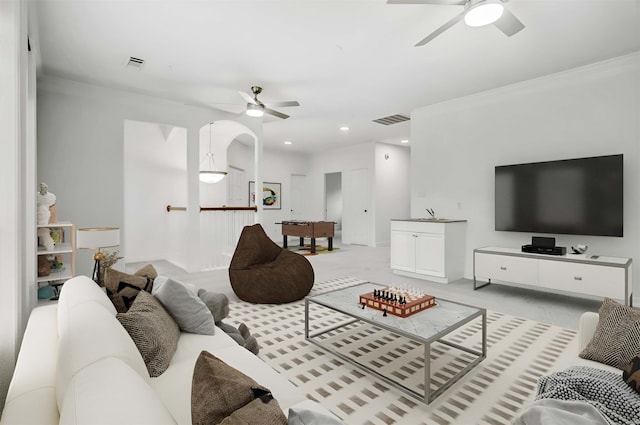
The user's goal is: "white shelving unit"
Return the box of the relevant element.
[37,221,75,285]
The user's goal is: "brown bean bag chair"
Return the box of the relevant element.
[229,224,314,304]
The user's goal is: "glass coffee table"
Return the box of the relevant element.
[304,282,486,404]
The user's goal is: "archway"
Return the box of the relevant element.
[198,120,261,270]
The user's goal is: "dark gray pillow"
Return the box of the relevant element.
[116,290,180,377]
[623,355,640,394]
[104,265,157,313]
[191,351,287,425]
[152,276,215,335]
[579,298,640,369]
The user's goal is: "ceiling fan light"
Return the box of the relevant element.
[464,0,504,27]
[246,103,264,117]
[199,171,227,184]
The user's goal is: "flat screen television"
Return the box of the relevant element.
[495,154,623,237]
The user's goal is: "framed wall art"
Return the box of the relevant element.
[249,181,281,210]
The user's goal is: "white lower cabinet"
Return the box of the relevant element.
[538,261,626,300]
[415,233,445,277]
[390,231,417,272]
[474,247,632,305]
[390,220,466,284]
[474,252,538,286]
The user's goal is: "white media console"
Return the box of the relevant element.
[473,246,633,306]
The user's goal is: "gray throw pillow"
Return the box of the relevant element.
[116,290,180,377]
[152,276,215,335]
[288,401,344,425]
[579,298,640,369]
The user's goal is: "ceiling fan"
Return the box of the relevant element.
[388,0,525,46]
[238,86,300,119]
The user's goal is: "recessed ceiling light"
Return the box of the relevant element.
[340,126,349,131]
[400,139,409,144]
[284,141,292,145]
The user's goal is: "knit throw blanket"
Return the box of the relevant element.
[535,366,640,425]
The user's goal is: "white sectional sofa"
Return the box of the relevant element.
[1,276,336,424]
[547,311,620,374]
[513,310,640,425]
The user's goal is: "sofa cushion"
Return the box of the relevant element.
[1,305,59,425]
[117,290,180,377]
[579,298,640,369]
[105,265,157,313]
[152,276,215,335]
[623,355,640,394]
[59,357,176,425]
[146,332,235,425]
[191,350,287,425]
[57,275,116,333]
[56,301,150,411]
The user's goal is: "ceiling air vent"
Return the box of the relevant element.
[126,57,145,69]
[372,114,410,125]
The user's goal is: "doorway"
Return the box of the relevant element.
[347,168,370,245]
[324,172,342,231]
[290,174,308,220]
[226,165,246,207]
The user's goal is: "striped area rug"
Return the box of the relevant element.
[227,277,578,425]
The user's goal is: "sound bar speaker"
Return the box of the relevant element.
[522,245,567,255]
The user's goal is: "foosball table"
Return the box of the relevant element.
[279,221,335,254]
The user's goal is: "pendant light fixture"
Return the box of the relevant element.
[199,122,227,184]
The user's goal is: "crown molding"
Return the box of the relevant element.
[413,51,640,116]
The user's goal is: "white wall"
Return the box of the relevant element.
[0,0,35,409]
[227,141,311,242]
[308,143,375,245]
[411,52,640,304]
[124,121,187,264]
[375,143,411,246]
[37,76,262,275]
[306,142,410,247]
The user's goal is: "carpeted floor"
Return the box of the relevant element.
[226,277,579,425]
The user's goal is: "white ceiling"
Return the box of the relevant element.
[33,0,640,153]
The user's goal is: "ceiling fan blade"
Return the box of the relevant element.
[263,108,290,119]
[264,100,300,108]
[387,0,465,5]
[415,11,464,46]
[493,8,525,37]
[238,91,257,104]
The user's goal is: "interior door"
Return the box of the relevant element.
[324,172,342,229]
[290,174,307,220]
[348,168,370,245]
[226,166,246,206]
